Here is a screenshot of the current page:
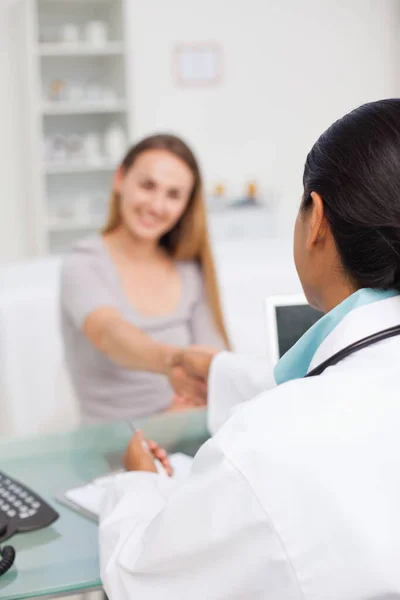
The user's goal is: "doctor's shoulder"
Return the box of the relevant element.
[214,378,322,443]
[213,371,364,462]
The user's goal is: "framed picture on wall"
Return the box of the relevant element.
[173,43,223,87]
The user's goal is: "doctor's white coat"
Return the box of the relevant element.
[99,296,400,599]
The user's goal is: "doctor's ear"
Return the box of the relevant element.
[306,192,329,250]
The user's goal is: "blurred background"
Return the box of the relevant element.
[0,0,399,437]
[2,0,399,259]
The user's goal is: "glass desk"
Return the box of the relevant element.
[0,408,209,600]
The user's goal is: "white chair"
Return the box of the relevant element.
[0,258,105,600]
[0,257,79,437]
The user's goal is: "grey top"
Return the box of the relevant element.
[60,236,225,424]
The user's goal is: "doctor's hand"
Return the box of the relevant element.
[123,430,173,476]
[171,346,220,381]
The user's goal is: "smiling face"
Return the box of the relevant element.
[114,149,195,244]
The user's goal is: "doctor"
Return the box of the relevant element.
[99,99,400,599]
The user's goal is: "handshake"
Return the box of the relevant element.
[167,346,220,410]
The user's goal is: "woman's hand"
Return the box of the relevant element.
[167,363,207,403]
[168,395,206,412]
[123,430,173,476]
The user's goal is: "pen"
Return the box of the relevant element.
[128,423,167,476]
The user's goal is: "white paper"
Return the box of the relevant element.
[65,453,193,518]
[66,483,105,516]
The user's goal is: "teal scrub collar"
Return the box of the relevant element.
[274,288,399,385]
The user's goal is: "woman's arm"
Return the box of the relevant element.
[61,255,205,399]
[83,309,207,402]
[83,307,177,373]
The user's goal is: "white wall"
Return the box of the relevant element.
[126,0,399,232]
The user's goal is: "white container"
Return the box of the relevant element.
[68,84,83,103]
[62,24,79,44]
[67,134,84,161]
[85,21,108,47]
[84,133,102,164]
[104,124,126,162]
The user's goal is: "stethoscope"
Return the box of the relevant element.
[305,324,400,378]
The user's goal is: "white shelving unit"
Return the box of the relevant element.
[41,101,127,115]
[18,0,132,255]
[37,41,125,56]
[43,160,119,174]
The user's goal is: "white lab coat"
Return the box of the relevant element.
[99,296,400,600]
[207,351,275,433]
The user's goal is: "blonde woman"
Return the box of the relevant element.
[60,134,228,424]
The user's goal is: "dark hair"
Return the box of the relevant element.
[302,99,400,291]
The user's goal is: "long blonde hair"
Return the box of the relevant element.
[103,134,229,347]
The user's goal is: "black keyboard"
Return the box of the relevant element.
[0,471,59,543]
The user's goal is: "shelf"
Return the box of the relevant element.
[44,161,118,174]
[39,0,113,3]
[47,218,104,232]
[38,42,125,56]
[41,101,126,115]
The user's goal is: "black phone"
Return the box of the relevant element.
[0,471,59,576]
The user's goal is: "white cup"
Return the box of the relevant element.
[104,124,127,162]
[85,21,108,47]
